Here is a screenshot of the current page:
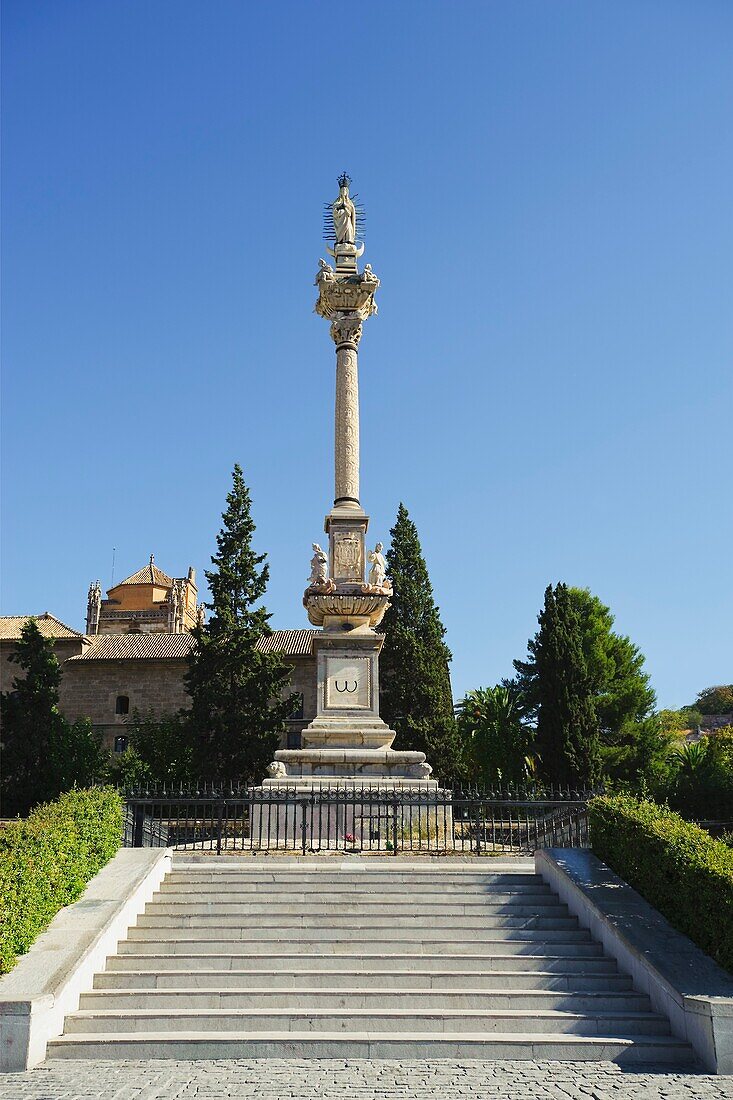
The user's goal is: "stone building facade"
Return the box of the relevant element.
[59,633,195,750]
[0,613,87,694]
[58,629,318,751]
[1,601,318,753]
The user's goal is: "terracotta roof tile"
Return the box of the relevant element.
[64,628,319,661]
[113,559,174,589]
[257,629,319,657]
[67,633,195,661]
[0,614,84,641]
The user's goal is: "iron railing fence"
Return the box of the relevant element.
[123,782,594,855]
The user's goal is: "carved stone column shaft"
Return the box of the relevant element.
[332,315,362,507]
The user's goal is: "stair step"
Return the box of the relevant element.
[163,872,544,887]
[151,892,558,908]
[118,937,601,955]
[78,989,650,1012]
[135,913,578,930]
[125,923,589,942]
[158,882,553,897]
[95,969,631,991]
[46,1030,694,1063]
[106,951,614,972]
[62,1007,672,1036]
[146,900,565,917]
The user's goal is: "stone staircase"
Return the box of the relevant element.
[46,858,694,1063]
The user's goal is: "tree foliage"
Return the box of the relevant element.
[185,465,295,780]
[379,503,461,779]
[514,586,659,784]
[0,620,106,816]
[694,685,733,716]
[663,730,733,820]
[515,583,601,787]
[105,711,196,787]
[657,707,703,735]
[456,685,536,786]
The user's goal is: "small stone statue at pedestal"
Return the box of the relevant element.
[307,543,336,595]
[315,258,334,284]
[308,543,329,586]
[363,542,392,595]
[367,542,387,588]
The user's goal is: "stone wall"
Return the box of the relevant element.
[57,654,318,752]
[3,636,318,755]
[59,659,191,750]
[0,638,86,694]
[283,657,318,746]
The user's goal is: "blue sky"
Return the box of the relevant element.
[2,1,731,709]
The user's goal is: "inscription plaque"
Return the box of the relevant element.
[325,656,370,709]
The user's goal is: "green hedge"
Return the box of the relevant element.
[589,793,733,973]
[0,787,123,974]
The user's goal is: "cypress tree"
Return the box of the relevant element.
[519,583,601,788]
[379,503,461,778]
[185,465,295,780]
[514,585,655,782]
[0,619,105,816]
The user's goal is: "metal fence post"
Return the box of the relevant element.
[300,798,309,855]
[132,803,145,848]
[216,794,224,855]
[392,794,399,855]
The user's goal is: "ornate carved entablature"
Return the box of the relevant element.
[302,590,390,628]
[315,268,380,321]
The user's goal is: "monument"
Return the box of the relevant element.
[261,175,437,809]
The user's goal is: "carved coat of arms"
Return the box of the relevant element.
[334,532,361,580]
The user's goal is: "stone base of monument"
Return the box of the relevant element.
[250,774,452,851]
[271,746,435,780]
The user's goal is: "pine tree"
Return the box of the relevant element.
[185,465,295,780]
[379,503,461,778]
[0,619,105,816]
[517,583,601,788]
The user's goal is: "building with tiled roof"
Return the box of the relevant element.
[57,627,317,751]
[0,612,84,641]
[0,613,89,695]
[3,566,318,753]
[85,556,202,637]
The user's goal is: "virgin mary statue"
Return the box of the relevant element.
[332,177,356,244]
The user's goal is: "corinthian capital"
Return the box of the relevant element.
[330,313,363,348]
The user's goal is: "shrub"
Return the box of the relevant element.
[589,794,733,973]
[0,787,122,974]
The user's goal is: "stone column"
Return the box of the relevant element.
[330,314,362,509]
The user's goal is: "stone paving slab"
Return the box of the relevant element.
[1,1059,731,1099]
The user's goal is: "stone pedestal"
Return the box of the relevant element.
[250,781,450,851]
[271,624,433,784]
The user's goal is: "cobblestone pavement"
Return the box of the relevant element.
[1,1060,731,1100]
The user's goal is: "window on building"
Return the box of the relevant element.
[114,735,128,754]
[115,695,130,715]
[287,730,302,750]
[289,693,304,721]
